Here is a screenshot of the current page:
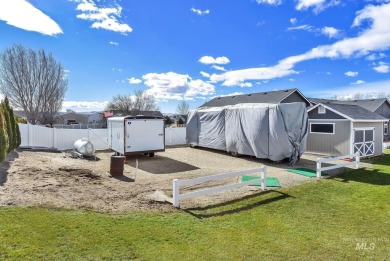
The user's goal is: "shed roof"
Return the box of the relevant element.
[199,88,310,108]
[309,103,388,122]
[309,97,390,112]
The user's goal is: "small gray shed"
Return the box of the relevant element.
[307,103,388,157]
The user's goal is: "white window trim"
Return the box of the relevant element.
[318,106,326,114]
[310,123,335,135]
[384,122,389,135]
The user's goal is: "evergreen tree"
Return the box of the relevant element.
[15,121,21,148]
[0,105,9,162]
[4,97,17,150]
[1,102,12,153]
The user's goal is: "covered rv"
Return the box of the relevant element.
[187,103,308,163]
[107,116,165,157]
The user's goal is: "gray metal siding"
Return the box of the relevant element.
[308,106,346,119]
[353,122,383,156]
[307,120,351,156]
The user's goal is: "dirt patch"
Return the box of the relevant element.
[0,147,366,213]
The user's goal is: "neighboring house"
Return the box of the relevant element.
[307,103,388,157]
[163,113,187,124]
[55,111,102,125]
[199,88,311,108]
[309,98,390,141]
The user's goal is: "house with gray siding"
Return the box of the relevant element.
[199,88,311,108]
[307,103,387,157]
[309,98,390,141]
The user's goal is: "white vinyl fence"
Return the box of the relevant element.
[316,152,360,178]
[18,124,187,151]
[172,167,267,208]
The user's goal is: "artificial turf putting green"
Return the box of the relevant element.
[286,168,328,177]
[241,176,281,187]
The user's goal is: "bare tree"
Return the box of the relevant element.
[106,90,159,112]
[176,100,189,115]
[107,94,134,111]
[0,45,67,125]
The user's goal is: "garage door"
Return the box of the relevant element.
[354,128,375,157]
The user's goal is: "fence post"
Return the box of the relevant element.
[173,179,180,208]
[28,123,32,147]
[316,159,321,178]
[261,166,267,191]
[355,152,360,169]
[53,127,57,149]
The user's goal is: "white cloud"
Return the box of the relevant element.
[238,82,253,88]
[296,0,340,13]
[256,0,282,5]
[288,24,340,38]
[290,18,297,25]
[351,80,366,85]
[190,7,210,16]
[366,52,387,60]
[199,56,230,65]
[200,71,211,78]
[109,41,119,46]
[211,65,227,71]
[289,78,296,82]
[0,0,62,36]
[73,0,132,35]
[211,4,390,87]
[62,100,109,112]
[142,72,215,100]
[373,61,390,73]
[310,79,390,98]
[127,77,142,84]
[287,24,315,32]
[321,26,340,38]
[345,71,358,77]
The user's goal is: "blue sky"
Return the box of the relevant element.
[1,0,390,113]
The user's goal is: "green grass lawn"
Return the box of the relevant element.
[1,151,390,260]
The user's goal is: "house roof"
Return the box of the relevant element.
[199,88,310,108]
[308,97,390,112]
[309,103,388,122]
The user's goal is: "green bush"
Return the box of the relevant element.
[15,121,21,147]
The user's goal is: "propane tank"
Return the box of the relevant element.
[74,138,95,157]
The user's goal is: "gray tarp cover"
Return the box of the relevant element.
[186,103,308,163]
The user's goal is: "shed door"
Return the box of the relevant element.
[354,128,374,157]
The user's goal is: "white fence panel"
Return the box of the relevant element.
[316,152,360,178]
[165,127,186,145]
[55,129,88,150]
[18,124,29,147]
[173,167,267,208]
[88,129,109,150]
[18,124,186,151]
